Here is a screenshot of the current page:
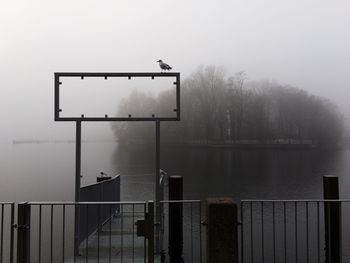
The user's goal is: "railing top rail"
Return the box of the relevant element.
[27,201,147,205]
[0,202,14,205]
[241,199,350,202]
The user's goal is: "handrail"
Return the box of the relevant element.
[28,201,146,205]
[81,174,120,188]
[241,199,350,202]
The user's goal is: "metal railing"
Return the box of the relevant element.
[240,199,349,263]
[17,201,150,263]
[160,200,204,263]
[0,203,14,263]
[79,175,120,244]
[0,199,205,263]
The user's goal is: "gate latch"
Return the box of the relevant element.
[136,213,152,238]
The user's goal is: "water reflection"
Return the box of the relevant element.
[112,144,346,200]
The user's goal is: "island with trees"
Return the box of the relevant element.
[112,66,344,149]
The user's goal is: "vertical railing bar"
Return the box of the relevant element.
[132,203,135,263]
[283,202,287,263]
[199,201,202,263]
[62,205,66,263]
[143,204,146,263]
[10,204,14,263]
[51,204,54,263]
[190,202,194,263]
[86,204,88,263]
[74,204,77,263]
[295,201,298,263]
[97,204,100,263]
[261,201,264,263]
[317,202,320,263]
[306,202,309,263]
[241,202,244,263]
[273,202,276,263]
[121,204,123,263]
[38,205,42,263]
[250,201,253,263]
[109,204,112,263]
[1,204,4,263]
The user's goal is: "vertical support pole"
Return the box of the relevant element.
[74,121,82,256]
[54,73,60,121]
[75,120,82,202]
[17,203,31,263]
[148,201,155,263]
[206,198,238,263]
[176,73,181,120]
[168,176,183,263]
[323,175,341,263]
[155,120,161,253]
[10,204,14,263]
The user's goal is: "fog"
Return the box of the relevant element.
[1,0,350,141]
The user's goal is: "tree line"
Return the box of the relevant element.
[112,66,344,146]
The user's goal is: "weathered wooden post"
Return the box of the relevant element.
[168,176,183,263]
[323,175,341,263]
[206,198,239,263]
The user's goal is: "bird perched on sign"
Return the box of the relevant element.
[157,60,172,72]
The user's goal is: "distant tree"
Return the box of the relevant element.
[111,67,344,147]
[111,90,155,143]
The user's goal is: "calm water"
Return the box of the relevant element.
[1,141,350,261]
[0,141,349,201]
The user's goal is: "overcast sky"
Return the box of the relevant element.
[1,0,349,139]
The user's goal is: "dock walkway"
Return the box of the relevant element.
[66,210,148,263]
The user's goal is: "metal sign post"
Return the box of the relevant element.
[155,120,161,252]
[54,72,180,256]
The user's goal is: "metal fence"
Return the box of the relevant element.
[240,200,350,263]
[9,198,350,262]
[0,200,206,263]
[160,200,204,263]
[18,201,149,263]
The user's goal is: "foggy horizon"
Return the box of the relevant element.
[1,0,350,140]
[2,3,350,261]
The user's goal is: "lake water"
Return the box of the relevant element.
[1,141,349,202]
[1,141,350,261]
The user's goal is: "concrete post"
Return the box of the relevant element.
[206,198,238,263]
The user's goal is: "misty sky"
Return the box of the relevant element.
[1,0,350,140]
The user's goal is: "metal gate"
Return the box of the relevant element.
[16,201,152,263]
[1,200,206,263]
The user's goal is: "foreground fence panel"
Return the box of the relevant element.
[22,202,147,263]
[241,200,325,263]
[160,200,204,263]
[240,200,350,263]
[10,198,350,262]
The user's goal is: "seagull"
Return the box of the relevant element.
[157,60,172,72]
